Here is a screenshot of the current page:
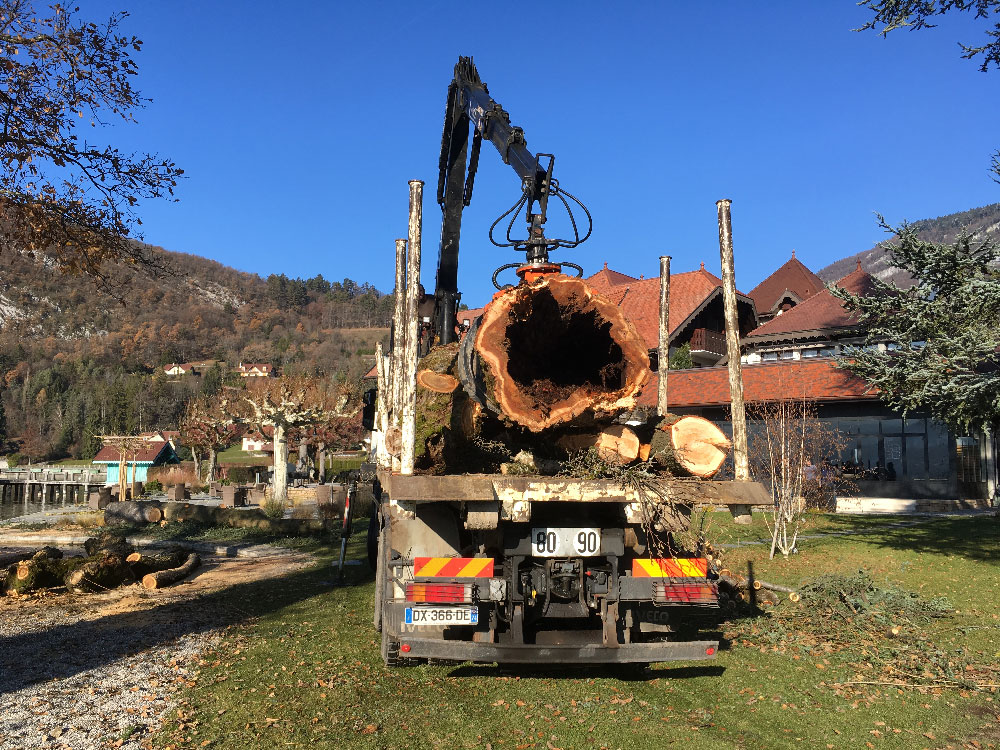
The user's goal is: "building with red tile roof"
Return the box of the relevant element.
[743,263,882,365]
[748,252,825,323]
[637,360,873,411]
[586,261,757,368]
[236,362,274,377]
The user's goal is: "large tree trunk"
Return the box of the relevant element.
[272,422,288,505]
[316,442,327,484]
[206,448,217,484]
[192,448,201,482]
[65,554,134,593]
[470,274,650,432]
[104,500,164,525]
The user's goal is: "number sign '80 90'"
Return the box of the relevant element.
[530,527,601,557]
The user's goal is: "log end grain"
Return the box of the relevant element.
[474,274,651,432]
[417,370,459,394]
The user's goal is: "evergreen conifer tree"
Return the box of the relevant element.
[832,217,1000,432]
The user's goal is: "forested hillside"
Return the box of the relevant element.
[0,244,391,461]
[817,203,1000,286]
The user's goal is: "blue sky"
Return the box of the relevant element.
[92,1,999,306]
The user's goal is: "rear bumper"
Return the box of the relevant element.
[397,637,719,664]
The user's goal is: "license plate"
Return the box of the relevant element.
[530,527,601,557]
[404,607,478,626]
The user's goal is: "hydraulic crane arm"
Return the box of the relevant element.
[433,57,591,345]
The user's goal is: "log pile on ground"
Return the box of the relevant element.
[399,273,736,478]
[2,532,200,596]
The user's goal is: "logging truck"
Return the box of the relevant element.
[365,58,766,667]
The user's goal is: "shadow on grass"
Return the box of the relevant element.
[813,513,999,561]
[0,540,374,697]
[448,663,726,682]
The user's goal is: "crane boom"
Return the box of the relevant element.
[433,56,587,345]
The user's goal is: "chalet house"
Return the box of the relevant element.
[236,362,274,378]
[92,432,180,485]
[742,262,879,365]
[163,362,193,377]
[747,252,825,324]
[630,260,995,505]
[585,262,757,369]
[162,360,220,377]
[242,428,274,454]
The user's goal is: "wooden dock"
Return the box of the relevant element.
[0,468,107,505]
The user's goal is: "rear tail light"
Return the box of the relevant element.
[405,582,473,603]
[653,581,718,606]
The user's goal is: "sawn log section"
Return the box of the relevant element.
[377,470,769,510]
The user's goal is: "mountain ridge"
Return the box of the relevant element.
[816,203,1000,286]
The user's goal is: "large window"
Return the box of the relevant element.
[833,415,951,480]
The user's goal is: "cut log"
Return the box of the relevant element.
[469,274,651,432]
[6,558,66,594]
[142,553,201,589]
[104,500,164,525]
[65,554,134,593]
[595,425,640,463]
[556,425,641,464]
[648,415,731,478]
[125,550,189,578]
[417,370,459,394]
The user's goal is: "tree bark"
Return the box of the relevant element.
[317,442,327,484]
[272,422,288,505]
[206,448,217,484]
[65,555,134,593]
[84,531,135,558]
[141,553,201,590]
[6,558,71,593]
[104,500,164,525]
[192,447,201,482]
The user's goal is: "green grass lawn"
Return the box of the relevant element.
[216,445,272,466]
[155,512,1000,750]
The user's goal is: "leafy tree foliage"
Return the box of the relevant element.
[832,217,1000,432]
[0,1,182,283]
[668,342,693,370]
[856,0,1000,180]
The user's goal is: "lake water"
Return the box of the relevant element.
[0,495,87,522]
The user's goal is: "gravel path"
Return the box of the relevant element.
[0,546,312,750]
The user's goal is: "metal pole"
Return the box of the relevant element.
[657,255,672,417]
[716,199,751,490]
[400,180,424,475]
